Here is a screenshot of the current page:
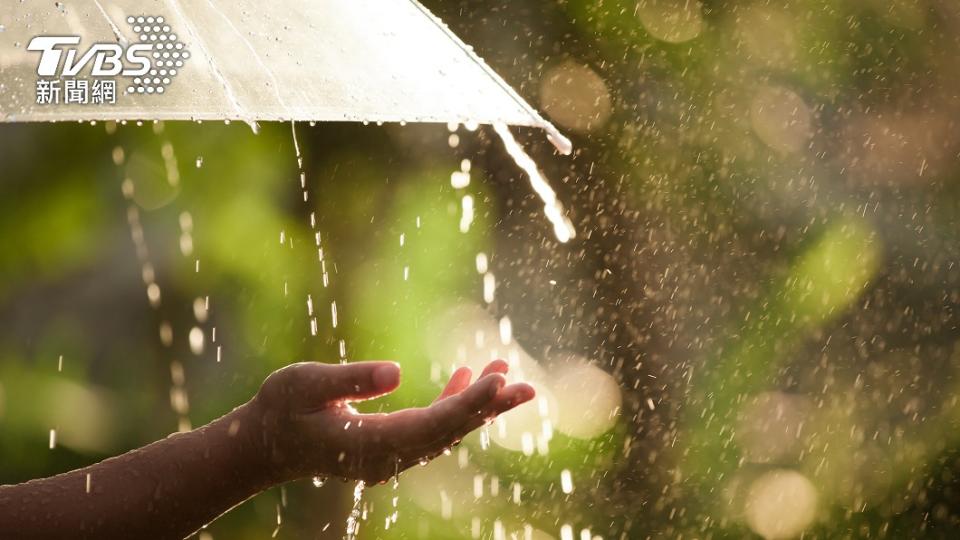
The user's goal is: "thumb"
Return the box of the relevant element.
[263,361,401,411]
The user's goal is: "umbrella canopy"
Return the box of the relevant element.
[0,0,569,152]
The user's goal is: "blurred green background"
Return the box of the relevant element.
[3,0,960,538]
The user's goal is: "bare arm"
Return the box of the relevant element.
[0,402,269,540]
[0,360,534,540]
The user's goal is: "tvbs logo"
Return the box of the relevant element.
[27,36,152,77]
[28,15,189,103]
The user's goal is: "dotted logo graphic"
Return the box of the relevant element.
[124,15,190,95]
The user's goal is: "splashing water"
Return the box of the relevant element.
[344,480,365,540]
[388,472,399,528]
[269,122,567,538]
[492,123,576,243]
[385,460,400,529]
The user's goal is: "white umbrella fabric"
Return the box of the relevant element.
[0,0,570,152]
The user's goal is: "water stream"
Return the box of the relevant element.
[113,128,195,433]
[492,123,576,244]
[290,122,367,539]
[343,480,366,540]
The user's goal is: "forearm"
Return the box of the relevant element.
[0,359,534,538]
[0,400,275,540]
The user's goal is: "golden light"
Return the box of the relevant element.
[552,360,621,439]
[491,381,559,454]
[636,0,704,43]
[735,7,798,69]
[744,469,818,539]
[540,61,612,133]
[736,392,810,463]
[428,305,621,451]
[749,85,812,155]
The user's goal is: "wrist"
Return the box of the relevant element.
[218,399,286,489]
[240,395,310,485]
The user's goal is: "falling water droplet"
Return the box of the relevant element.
[483,272,496,304]
[560,469,574,494]
[389,463,400,525]
[312,476,327,488]
[459,195,474,233]
[499,316,512,344]
[476,253,488,273]
[343,481,365,540]
[451,170,470,189]
[480,427,491,450]
[188,326,205,355]
[146,283,161,306]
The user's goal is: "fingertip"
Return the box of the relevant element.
[494,383,536,412]
[480,359,509,378]
[484,373,507,398]
[515,383,536,403]
[372,362,401,391]
[452,365,473,380]
[440,373,507,415]
[514,382,535,399]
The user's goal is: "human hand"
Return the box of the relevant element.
[249,359,535,484]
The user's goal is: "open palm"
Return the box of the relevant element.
[253,359,535,484]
